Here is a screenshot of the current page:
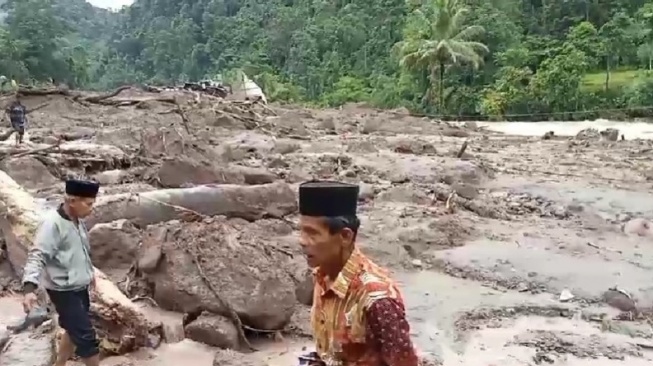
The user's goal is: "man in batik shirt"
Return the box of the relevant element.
[298,180,418,366]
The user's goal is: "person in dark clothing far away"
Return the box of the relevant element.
[6,96,27,145]
[22,179,101,366]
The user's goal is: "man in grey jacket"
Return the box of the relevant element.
[22,179,101,366]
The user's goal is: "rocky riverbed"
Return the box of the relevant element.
[0,87,652,366]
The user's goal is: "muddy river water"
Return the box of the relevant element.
[477,119,653,138]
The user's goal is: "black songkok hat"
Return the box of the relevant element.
[65,179,100,198]
[299,180,359,217]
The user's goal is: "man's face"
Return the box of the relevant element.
[299,216,354,269]
[69,196,96,218]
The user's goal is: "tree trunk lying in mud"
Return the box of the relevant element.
[86,181,298,229]
[0,141,127,157]
[0,170,156,355]
[17,85,179,108]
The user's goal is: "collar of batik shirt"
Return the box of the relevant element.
[314,249,367,299]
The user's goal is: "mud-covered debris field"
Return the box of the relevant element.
[0,86,652,366]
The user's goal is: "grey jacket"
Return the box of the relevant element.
[22,207,94,291]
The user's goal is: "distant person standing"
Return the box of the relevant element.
[6,96,27,145]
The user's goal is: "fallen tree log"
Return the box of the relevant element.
[86,181,298,229]
[0,141,127,158]
[0,141,61,160]
[0,170,157,355]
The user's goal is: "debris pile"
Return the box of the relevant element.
[0,87,651,366]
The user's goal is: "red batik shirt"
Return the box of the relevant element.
[311,249,418,366]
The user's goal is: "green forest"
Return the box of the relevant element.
[2,0,653,120]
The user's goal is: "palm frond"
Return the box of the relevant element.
[449,7,470,36]
[453,25,485,41]
[448,41,487,69]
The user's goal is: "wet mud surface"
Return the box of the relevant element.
[0,92,652,365]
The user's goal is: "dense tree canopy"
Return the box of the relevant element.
[2,0,653,120]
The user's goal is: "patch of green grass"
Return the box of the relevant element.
[581,69,653,91]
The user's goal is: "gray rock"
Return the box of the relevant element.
[88,219,140,273]
[358,183,376,201]
[185,313,240,349]
[452,183,479,200]
[156,157,245,187]
[295,271,314,306]
[149,218,299,330]
[601,128,619,142]
[0,156,58,190]
[93,169,130,185]
[623,218,653,237]
[236,166,277,185]
[138,245,162,274]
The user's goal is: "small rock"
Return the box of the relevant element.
[272,140,300,155]
[267,157,288,169]
[138,245,162,273]
[161,318,185,344]
[236,166,277,185]
[559,289,574,302]
[452,183,478,200]
[338,169,356,178]
[603,288,637,313]
[623,218,653,237]
[93,169,130,185]
[358,183,375,201]
[576,128,600,140]
[551,205,570,219]
[464,121,478,130]
[601,128,619,142]
[411,259,423,268]
[319,117,337,133]
[185,313,240,349]
[542,131,554,140]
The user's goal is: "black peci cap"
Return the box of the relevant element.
[65,179,100,198]
[299,180,359,217]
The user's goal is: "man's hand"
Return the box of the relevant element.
[90,275,96,291]
[22,292,38,314]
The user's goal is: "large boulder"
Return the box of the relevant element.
[88,219,140,281]
[0,156,58,190]
[146,217,304,330]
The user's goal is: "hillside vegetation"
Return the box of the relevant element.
[3,0,653,120]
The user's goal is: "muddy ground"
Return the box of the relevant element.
[0,87,652,366]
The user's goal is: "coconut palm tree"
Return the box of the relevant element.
[398,0,489,111]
